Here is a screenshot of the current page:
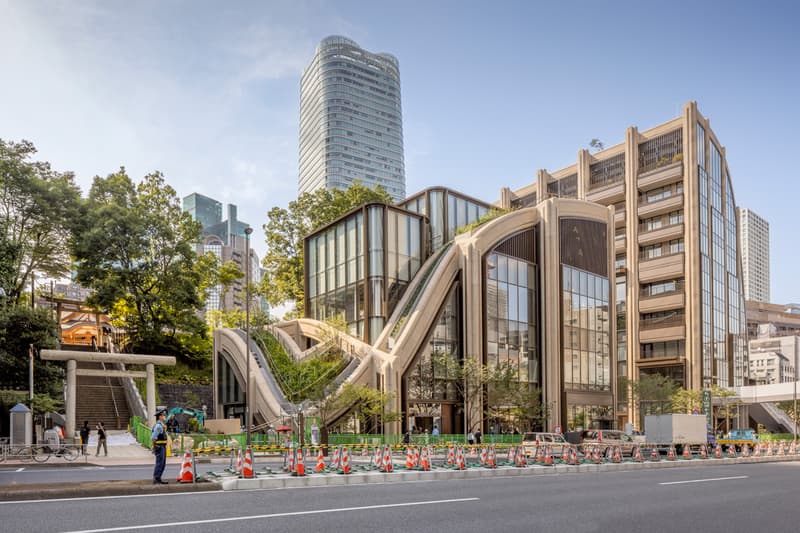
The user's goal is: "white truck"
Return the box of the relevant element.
[644,414,709,454]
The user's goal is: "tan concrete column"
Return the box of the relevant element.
[577,149,590,199]
[66,359,76,440]
[146,363,155,423]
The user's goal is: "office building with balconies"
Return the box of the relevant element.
[299,36,405,202]
[500,101,748,429]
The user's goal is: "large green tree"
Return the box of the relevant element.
[0,139,82,305]
[0,306,62,397]
[71,169,209,361]
[261,182,393,315]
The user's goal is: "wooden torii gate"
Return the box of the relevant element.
[40,350,176,439]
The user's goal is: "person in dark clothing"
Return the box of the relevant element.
[151,409,168,484]
[79,421,90,455]
[95,421,107,456]
[474,430,482,445]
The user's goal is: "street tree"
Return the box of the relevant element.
[0,139,82,305]
[261,182,393,315]
[486,362,549,432]
[671,388,703,414]
[71,169,210,362]
[622,373,679,426]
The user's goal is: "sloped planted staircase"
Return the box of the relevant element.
[74,360,132,430]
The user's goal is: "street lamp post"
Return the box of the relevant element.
[244,227,253,448]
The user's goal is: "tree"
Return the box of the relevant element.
[0,139,82,305]
[671,387,703,414]
[261,182,393,314]
[315,382,401,438]
[71,169,209,362]
[432,351,489,433]
[486,362,548,432]
[622,373,679,426]
[203,257,245,329]
[589,138,605,152]
[0,306,63,397]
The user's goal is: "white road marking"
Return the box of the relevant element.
[659,475,748,485]
[16,468,24,472]
[61,497,480,532]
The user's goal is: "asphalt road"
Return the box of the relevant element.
[0,465,160,484]
[1,461,798,533]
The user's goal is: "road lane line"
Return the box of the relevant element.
[659,475,748,485]
[60,497,481,533]
[16,468,24,472]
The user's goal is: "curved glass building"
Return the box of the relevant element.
[299,36,405,202]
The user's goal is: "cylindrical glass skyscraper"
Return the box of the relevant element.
[299,36,405,202]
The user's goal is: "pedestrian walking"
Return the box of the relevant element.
[79,421,90,455]
[151,409,168,484]
[475,430,482,445]
[95,421,107,456]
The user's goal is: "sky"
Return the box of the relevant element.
[1,0,799,302]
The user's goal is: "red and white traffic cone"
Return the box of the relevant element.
[667,445,677,461]
[682,445,692,460]
[331,446,341,470]
[241,447,254,479]
[294,448,306,476]
[486,445,497,469]
[633,446,643,463]
[727,445,737,458]
[700,444,708,459]
[340,447,351,475]
[714,444,722,459]
[177,451,194,483]
[612,446,622,463]
[235,449,243,474]
[650,447,660,462]
[420,446,431,471]
[381,445,393,473]
[314,448,326,473]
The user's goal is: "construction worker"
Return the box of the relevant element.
[151,409,168,484]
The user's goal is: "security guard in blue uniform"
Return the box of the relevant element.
[151,409,168,484]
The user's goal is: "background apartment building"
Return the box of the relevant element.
[299,36,405,202]
[501,101,748,428]
[738,208,770,302]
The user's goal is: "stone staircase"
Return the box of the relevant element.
[75,361,132,430]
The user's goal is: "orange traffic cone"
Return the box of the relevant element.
[714,444,722,459]
[612,446,622,463]
[235,449,243,474]
[650,447,660,461]
[753,443,761,457]
[413,446,420,467]
[373,447,382,469]
[241,446,254,479]
[486,445,497,469]
[382,445,393,473]
[177,451,194,483]
[479,447,487,465]
[741,443,750,458]
[727,445,736,458]
[592,446,602,464]
[455,446,466,470]
[633,446,643,463]
[535,445,544,464]
[699,444,708,459]
[294,448,305,476]
[314,448,326,473]
[516,446,527,467]
[544,446,554,466]
[508,445,516,465]
[361,446,368,457]
[561,447,570,464]
[682,445,692,460]
[331,446,341,469]
[287,447,295,473]
[667,445,676,461]
[420,446,431,471]
[340,447,351,475]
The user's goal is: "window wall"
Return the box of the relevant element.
[562,265,611,391]
[306,204,424,342]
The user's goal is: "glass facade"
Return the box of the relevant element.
[299,36,405,201]
[698,122,747,387]
[306,204,424,342]
[404,281,463,434]
[486,250,539,384]
[562,265,611,391]
[398,188,491,252]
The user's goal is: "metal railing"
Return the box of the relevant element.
[638,129,683,174]
[639,313,685,330]
[640,280,685,299]
[638,191,683,206]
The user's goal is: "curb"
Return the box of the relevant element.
[0,479,220,502]
[220,455,799,491]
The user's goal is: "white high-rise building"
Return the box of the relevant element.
[299,36,405,202]
[738,208,770,302]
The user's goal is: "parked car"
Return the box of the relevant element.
[521,432,569,457]
[579,429,636,456]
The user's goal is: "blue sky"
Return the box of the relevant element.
[1,1,798,302]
